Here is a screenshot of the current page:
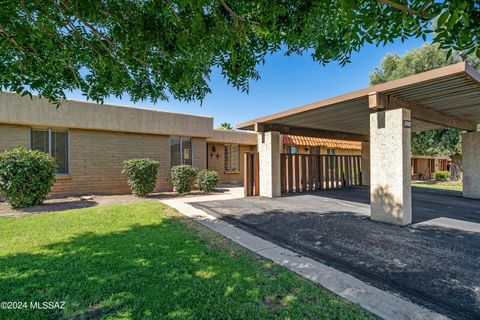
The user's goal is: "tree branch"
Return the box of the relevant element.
[220,0,259,25]
[377,0,431,18]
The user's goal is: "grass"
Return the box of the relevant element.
[0,202,374,320]
[412,180,462,192]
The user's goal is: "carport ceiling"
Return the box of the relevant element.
[237,62,480,138]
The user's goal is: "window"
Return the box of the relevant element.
[224,144,240,172]
[412,158,418,174]
[170,136,192,167]
[283,146,297,154]
[429,159,435,173]
[310,146,320,155]
[30,129,69,174]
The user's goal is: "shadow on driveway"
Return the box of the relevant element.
[192,187,480,320]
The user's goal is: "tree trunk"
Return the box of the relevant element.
[450,154,462,181]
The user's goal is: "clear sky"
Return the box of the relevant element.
[66,37,427,128]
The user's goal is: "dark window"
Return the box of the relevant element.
[170,136,192,167]
[310,146,320,155]
[224,144,240,171]
[30,129,69,174]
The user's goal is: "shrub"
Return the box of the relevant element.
[434,171,450,181]
[122,159,160,196]
[0,147,56,208]
[171,165,197,195]
[197,169,220,193]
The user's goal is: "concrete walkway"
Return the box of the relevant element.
[161,187,448,320]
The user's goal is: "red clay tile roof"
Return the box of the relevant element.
[282,135,362,150]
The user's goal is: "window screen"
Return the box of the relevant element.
[31,129,69,174]
[182,137,192,166]
[170,136,192,167]
[31,129,49,153]
[224,144,240,172]
[51,131,69,174]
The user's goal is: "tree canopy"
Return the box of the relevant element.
[1,1,479,104]
[369,43,480,179]
[217,122,234,130]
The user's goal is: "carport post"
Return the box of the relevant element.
[462,131,480,199]
[257,131,281,197]
[361,142,370,186]
[370,108,412,225]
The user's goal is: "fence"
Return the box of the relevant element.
[280,154,362,193]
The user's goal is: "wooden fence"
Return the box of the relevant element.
[244,152,260,196]
[280,154,362,193]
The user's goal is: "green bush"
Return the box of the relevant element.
[122,159,160,196]
[196,169,220,193]
[434,171,450,181]
[0,147,56,208]
[171,165,197,195]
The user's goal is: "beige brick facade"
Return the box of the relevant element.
[0,124,210,197]
[0,125,29,150]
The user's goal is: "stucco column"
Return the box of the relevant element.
[361,142,370,186]
[370,108,412,225]
[258,131,281,197]
[462,131,480,199]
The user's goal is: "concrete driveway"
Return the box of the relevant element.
[192,186,480,320]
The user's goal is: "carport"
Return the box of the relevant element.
[237,62,480,226]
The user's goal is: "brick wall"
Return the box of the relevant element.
[0,124,209,197]
[192,138,207,170]
[52,129,172,196]
[0,124,29,150]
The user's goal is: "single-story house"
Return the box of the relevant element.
[411,155,451,180]
[282,134,362,156]
[281,134,451,180]
[0,92,256,197]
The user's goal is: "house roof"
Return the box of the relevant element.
[236,62,480,137]
[207,129,257,145]
[283,135,361,150]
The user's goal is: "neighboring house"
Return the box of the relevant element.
[411,155,451,180]
[282,134,451,180]
[0,92,256,197]
[282,134,362,156]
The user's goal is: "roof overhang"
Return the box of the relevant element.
[237,62,480,141]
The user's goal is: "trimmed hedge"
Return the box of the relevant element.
[0,147,56,208]
[197,169,220,193]
[122,159,160,196]
[434,171,450,181]
[171,165,197,195]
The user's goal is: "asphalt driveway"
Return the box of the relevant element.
[192,186,480,320]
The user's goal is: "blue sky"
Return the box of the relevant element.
[66,37,427,128]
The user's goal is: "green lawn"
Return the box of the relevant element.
[0,202,373,320]
[412,180,462,192]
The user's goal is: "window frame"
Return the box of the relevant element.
[29,127,70,176]
[224,144,240,173]
[169,136,194,167]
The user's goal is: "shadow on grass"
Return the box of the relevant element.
[0,215,370,320]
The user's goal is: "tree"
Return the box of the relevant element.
[369,43,479,180]
[217,122,233,130]
[1,1,479,104]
